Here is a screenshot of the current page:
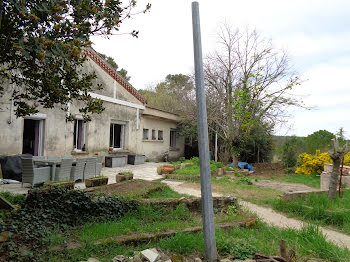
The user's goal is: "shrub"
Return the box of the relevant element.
[0,188,138,260]
[295,150,331,176]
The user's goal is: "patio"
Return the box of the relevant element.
[0,162,164,194]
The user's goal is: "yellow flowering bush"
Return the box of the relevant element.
[344,152,350,166]
[295,150,332,176]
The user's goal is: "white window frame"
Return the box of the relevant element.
[158,130,163,141]
[143,128,149,140]
[74,119,86,152]
[110,123,124,149]
[170,129,176,148]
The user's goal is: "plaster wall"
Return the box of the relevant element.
[137,116,184,161]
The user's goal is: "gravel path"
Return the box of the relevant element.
[162,179,350,250]
[253,180,319,193]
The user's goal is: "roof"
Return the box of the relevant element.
[83,48,146,104]
[142,107,181,122]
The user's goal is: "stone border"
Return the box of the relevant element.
[138,196,238,212]
[282,190,328,202]
[95,218,256,245]
[163,174,200,180]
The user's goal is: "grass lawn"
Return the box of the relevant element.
[43,222,350,262]
[172,159,224,175]
[146,185,193,198]
[270,190,350,235]
[210,176,281,204]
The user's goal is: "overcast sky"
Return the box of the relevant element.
[91,0,350,138]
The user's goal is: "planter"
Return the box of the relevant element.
[162,165,174,174]
[127,154,145,165]
[157,166,163,175]
[105,156,127,168]
[44,181,75,190]
[116,172,133,182]
[85,177,108,188]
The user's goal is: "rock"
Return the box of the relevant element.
[141,248,160,262]
[87,258,101,262]
[110,255,130,262]
[131,255,142,262]
[0,231,9,242]
[220,259,232,262]
[194,258,202,262]
[233,260,255,262]
[157,166,163,175]
[170,254,186,262]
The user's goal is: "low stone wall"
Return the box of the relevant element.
[163,174,200,180]
[282,190,325,202]
[138,196,238,212]
[324,163,350,174]
[320,172,350,190]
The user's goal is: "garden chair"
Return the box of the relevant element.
[95,156,103,176]
[55,158,73,181]
[70,158,86,182]
[21,157,51,187]
[83,157,97,180]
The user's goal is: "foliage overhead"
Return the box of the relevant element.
[0,0,150,120]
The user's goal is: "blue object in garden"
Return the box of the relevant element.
[238,162,255,171]
[226,163,233,167]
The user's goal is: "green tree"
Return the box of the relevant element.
[305,130,335,154]
[0,0,150,120]
[139,74,194,114]
[204,25,303,165]
[280,136,302,167]
[97,52,131,81]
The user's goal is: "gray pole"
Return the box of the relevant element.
[191,2,217,261]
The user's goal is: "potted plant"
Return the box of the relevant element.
[85,175,109,188]
[109,147,113,152]
[116,171,133,182]
[161,164,174,174]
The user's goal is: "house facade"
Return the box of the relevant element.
[0,48,184,161]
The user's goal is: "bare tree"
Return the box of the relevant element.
[204,25,303,165]
[328,138,349,199]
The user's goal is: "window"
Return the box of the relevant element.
[74,119,85,151]
[158,130,163,141]
[152,129,156,140]
[110,123,124,149]
[170,129,176,148]
[143,129,149,140]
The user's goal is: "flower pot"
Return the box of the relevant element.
[162,165,174,174]
[116,173,133,182]
[85,177,108,188]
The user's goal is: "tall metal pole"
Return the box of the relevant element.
[191,2,217,261]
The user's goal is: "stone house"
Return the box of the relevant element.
[0,48,184,161]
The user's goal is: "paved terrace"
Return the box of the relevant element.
[0,162,164,194]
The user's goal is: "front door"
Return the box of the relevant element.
[22,119,44,156]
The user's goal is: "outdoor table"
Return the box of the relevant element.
[33,159,76,181]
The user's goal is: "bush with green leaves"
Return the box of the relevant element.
[0,188,138,260]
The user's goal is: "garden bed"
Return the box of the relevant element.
[271,190,350,235]
[84,179,166,198]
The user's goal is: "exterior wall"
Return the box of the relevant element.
[0,56,184,161]
[137,116,185,161]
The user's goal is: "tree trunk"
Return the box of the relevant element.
[232,154,238,167]
[328,158,341,199]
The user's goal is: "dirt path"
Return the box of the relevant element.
[162,179,350,250]
[253,180,319,193]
